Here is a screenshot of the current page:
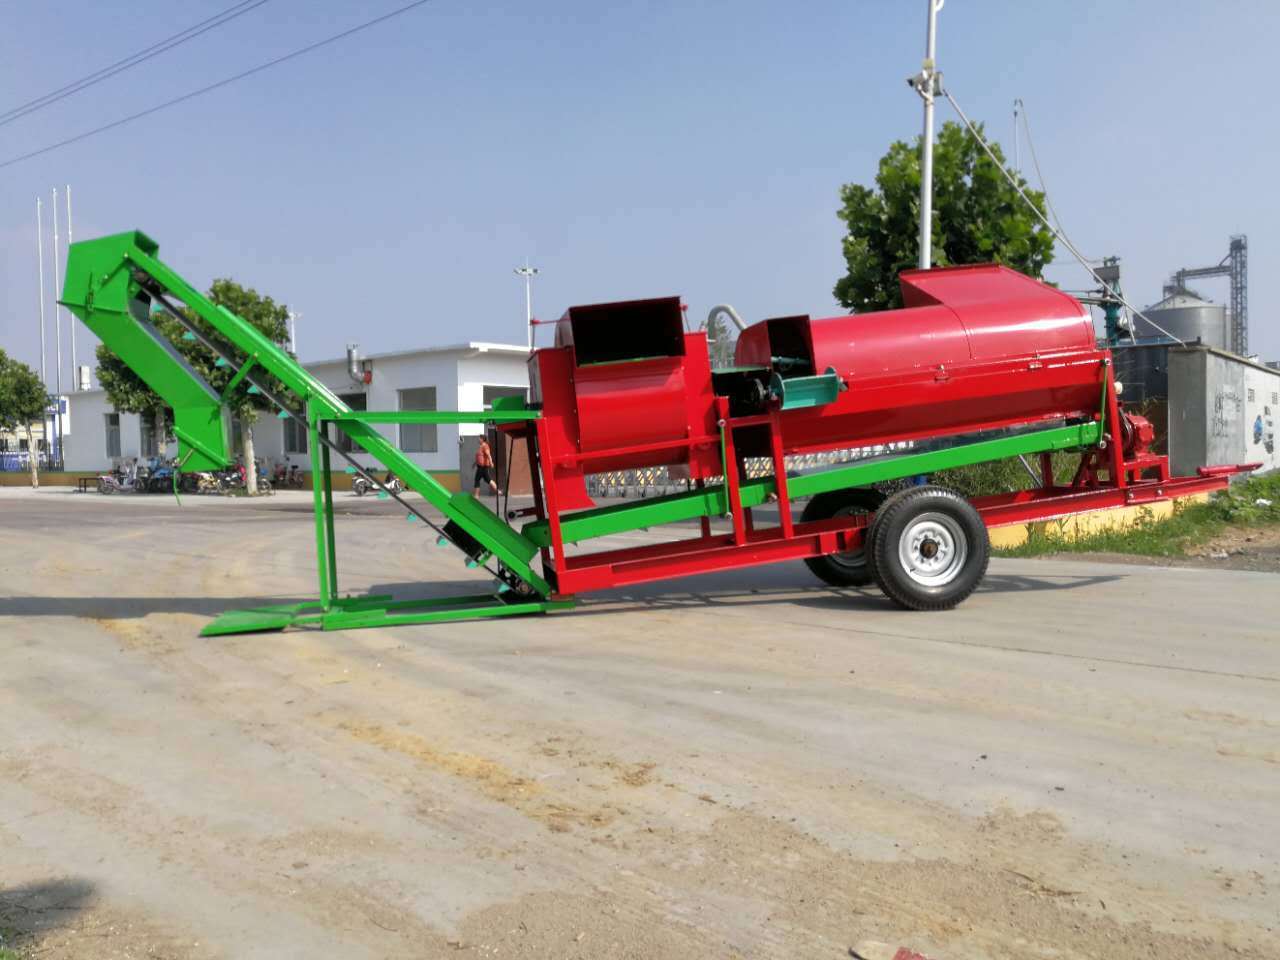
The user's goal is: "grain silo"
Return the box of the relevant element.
[1134,291,1229,349]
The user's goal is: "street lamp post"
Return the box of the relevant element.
[909,0,944,270]
[514,262,539,350]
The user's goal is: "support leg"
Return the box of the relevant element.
[321,435,338,599]
[717,399,747,546]
[309,410,334,611]
[1104,361,1128,488]
[770,411,794,538]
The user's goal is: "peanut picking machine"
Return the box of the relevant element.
[62,231,1249,635]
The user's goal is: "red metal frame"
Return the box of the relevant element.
[496,266,1256,603]
[504,405,1251,599]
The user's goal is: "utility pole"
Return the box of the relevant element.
[36,198,47,387]
[909,0,944,270]
[514,261,539,350]
[66,184,76,390]
[1013,98,1022,173]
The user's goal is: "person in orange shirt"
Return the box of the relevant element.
[473,437,498,497]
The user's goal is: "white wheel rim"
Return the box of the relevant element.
[898,512,967,587]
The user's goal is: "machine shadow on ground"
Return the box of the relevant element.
[0,594,313,621]
[0,566,1124,625]
[0,878,97,949]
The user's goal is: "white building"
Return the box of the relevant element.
[64,343,530,489]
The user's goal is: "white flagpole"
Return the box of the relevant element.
[66,184,76,389]
[36,198,47,386]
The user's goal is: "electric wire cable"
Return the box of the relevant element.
[0,0,271,128]
[942,86,1186,346]
[0,0,437,171]
[1016,99,1100,264]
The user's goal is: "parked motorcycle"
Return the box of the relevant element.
[215,461,272,494]
[353,472,404,497]
[97,460,145,494]
[97,468,140,494]
[272,462,305,489]
[147,461,177,493]
[179,471,221,494]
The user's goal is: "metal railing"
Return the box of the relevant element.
[584,442,914,499]
[0,452,63,472]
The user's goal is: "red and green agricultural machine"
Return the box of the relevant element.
[63,231,1249,636]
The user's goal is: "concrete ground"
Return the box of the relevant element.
[0,486,1277,960]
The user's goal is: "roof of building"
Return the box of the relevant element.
[306,341,529,367]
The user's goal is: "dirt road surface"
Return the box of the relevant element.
[1,488,1277,959]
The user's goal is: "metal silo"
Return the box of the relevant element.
[1135,292,1229,349]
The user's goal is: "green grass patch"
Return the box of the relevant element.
[997,469,1280,558]
[0,948,20,960]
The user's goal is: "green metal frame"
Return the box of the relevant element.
[61,231,567,636]
[523,420,1102,547]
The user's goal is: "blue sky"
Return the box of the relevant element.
[1,0,1276,388]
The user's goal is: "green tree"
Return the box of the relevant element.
[96,278,290,494]
[704,313,737,369]
[0,349,51,488]
[834,121,1055,312]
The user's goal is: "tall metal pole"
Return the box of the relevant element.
[66,184,76,390]
[51,188,63,465]
[1013,99,1021,173]
[36,198,47,387]
[51,189,62,400]
[514,262,539,350]
[915,0,943,270]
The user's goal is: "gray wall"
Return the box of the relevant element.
[1168,346,1280,477]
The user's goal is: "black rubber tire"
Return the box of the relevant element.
[801,488,887,587]
[869,485,989,611]
[861,484,927,589]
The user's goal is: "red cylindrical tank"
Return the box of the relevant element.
[735,264,1106,454]
[526,265,1107,511]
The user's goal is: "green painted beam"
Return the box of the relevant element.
[64,230,551,598]
[321,597,574,632]
[333,410,540,424]
[219,354,258,403]
[199,593,572,636]
[60,232,231,471]
[523,421,1102,547]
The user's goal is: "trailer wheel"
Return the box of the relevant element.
[869,486,988,611]
[801,488,886,587]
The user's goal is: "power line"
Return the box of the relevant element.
[941,86,1186,346]
[0,0,271,129]
[0,0,437,171]
[1015,99,1099,264]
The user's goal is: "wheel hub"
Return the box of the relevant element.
[899,512,968,587]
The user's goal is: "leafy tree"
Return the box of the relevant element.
[96,278,290,494]
[704,312,737,369]
[834,121,1055,312]
[0,349,51,488]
